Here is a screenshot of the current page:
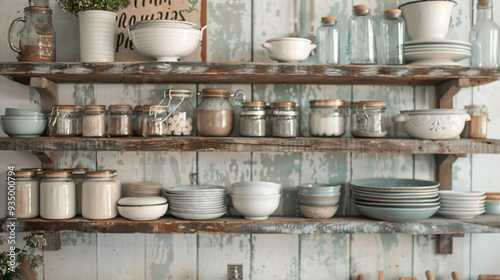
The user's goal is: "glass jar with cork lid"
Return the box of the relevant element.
[5,170,39,219]
[83,105,107,137]
[40,170,76,220]
[240,101,267,137]
[107,104,133,137]
[309,99,347,137]
[48,105,79,137]
[82,170,121,220]
[271,102,300,138]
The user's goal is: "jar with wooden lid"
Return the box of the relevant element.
[82,170,121,220]
[133,105,150,136]
[240,101,267,137]
[163,89,195,136]
[309,99,346,137]
[75,106,83,136]
[142,105,168,137]
[48,105,78,137]
[20,168,46,182]
[40,170,76,220]
[107,104,133,137]
[461,105,488,138]
[351,101,387,138]
[271,102,300,138]
[83,105,106,137]
[63,168,88,216]
[5,170,39,218]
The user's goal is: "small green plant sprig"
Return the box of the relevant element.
[0,234,47,280]
[58,0,130,15]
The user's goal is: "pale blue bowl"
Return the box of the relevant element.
[1,116,47,137]
[485,201,500,215]
[297,193,340,207]
[298,184,341,195]
[355,204,440,222]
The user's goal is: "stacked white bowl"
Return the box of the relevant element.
[231,181,281,220]
[297,184,341,218]
[163,185,227,220]
[438,190,486,219]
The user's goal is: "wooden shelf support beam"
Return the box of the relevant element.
[32,151,57,170]
[437,154,466,190]
[436,78,470,109]
[30,77,57,114]
[436,233,464,254]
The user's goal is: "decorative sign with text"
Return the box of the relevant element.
[115,0,206,62]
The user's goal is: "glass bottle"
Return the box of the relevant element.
[347,4,377,65]
[316,16,340,64]
[380,9,405,65]
[470,0,500,67]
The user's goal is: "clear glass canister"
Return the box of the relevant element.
[82,170,121,220]
[5,170,39,219]
[40,170,76,220]
[164,89,195,136]
[470,0,500,67]
[461,105,488,138]
[133,105,150,136]
[347,4,377,64]
[351,101,387,138]
[83,105,106,137]
[107,104,133,137]
[380,9,405,65]
[75,106,83,136]
[63,168,88,216]
[309,99,346,137]
[49,105,79,137]
[316,16,340,64]
[271,102,300,138]
[240,101,267,137]
[142,105,168,137]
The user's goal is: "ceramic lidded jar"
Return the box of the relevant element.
[5,170,39,219]
[40,170,76,220]
[82,170,121,220]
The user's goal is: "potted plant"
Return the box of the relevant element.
[0,234,47,280]
[57,0,130,62]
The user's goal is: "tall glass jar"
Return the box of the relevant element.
[309,99,346,137]
[351,101,387,138]
[271,102,299,138]
[470,0,500,67]
[107,104,133,137]
[5,170,39,219]
[82,170,121,220]
[380,9,405,65]
[316,16,340,64]
[63,168,88,216]
[142,105,168,137]
[461,105,488,139]
[75,106,83,136]
[48,105,79,137]
[40,170,76,220]
[83,105,106,137]
[164,89,195,136]
[240,101,267,137]
[347,4,377,65]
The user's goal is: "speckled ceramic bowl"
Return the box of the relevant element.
[299,205,338,219]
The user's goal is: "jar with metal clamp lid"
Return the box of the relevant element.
[351,101,387,137]
[309,99,346,137]
[271,102,300,138]
[161,89,195,136]
[240,101,267,137]
[5,170,39,219]
[83,105,106,137]
[48,105,79,137]
[107,104,133,136]
[142,105,168,137]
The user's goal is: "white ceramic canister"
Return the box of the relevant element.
[63,168,88,216]
[40,170,76,220]
[82,170,121,220]
[5,170,39,218]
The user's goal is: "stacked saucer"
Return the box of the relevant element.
[404,39,471,66]
[129,182,163,197]
[162,185,227,220]
[438,190,486,219]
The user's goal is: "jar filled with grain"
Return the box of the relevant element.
[164,89,195,136]
[40,170,76,220]
[271,102,300,138]
[461,105,488,138]
[240,101,267,137]
[82,170,121,220]
[107,104,133,137]
[351,101,387,138]
[5,170,39,219]
[309,99,346,137]
[142,105,168,137]
[75,106,83,136]
[83,105,106,137]
[133,105,150,136]
[48,105,78,137]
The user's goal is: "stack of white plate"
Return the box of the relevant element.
[162,185,227,220]
[438,190,486,219]
[129,182,163,197]
[404,39,471,66]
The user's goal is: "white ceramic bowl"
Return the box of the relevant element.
[262,37,316,62]
[299,205,338,219]
[117,203,168,220]
[395,109,470,139]
[400,1,456,41]
[1,115,47,137]
[232,181,281,195]
[231,194,280,220]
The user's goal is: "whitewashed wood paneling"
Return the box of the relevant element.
[251,234,299,280]
[471,233,500,280]
[97,233,146,280]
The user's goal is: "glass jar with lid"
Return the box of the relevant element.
[83,105,106,137]
[351,101,387,138]
[347,4,377,64]
[271,102,300,138]
[75,106,83,136]
[48,105,79,137]
[162,89,195,136]
[380,9,405,65]
[240,101,267,137]
[5,170,39,219]
[133,105,149,136]
[63,168,88,216]
[461,105,488,138]
[107,104,133,137]
[309,99,346,137]
[82,170,121,220]
[142,105,168,137]
[40,170,76,220]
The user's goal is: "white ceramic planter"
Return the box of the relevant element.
[78,10,117,62]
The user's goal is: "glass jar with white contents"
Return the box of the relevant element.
[5,170,39,219]
[351,101,387,138]
[107,104,133,137]
[48,105,78,137]
[240,101,267,137]
[83,105,106,137]
[40,170,76,220]
[82,170,121,220]
[271,102,300,138]
[163,89,195,136]
[309,99,346,137]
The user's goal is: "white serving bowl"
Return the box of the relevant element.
[262,37,316,62]
[117,196,168,221]
[231,194,280,220]
[395,109,470,140]
[399,0,456,41]
[232,181,281,195]
[1,115,47,137]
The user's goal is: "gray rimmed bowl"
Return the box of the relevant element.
[298,184,341,195]
[297,193,340,207]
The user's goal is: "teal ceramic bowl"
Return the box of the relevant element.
[355,204,440,222]
[1,116,47,137]
[297,193,340,207]
[485,201,500,215]
[298,184,341,195]
[5,108,45,117]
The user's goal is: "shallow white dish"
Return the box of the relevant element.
[355,204,440,222]
[439,190,486,198]
[118,196,167,206]
[354,195,439,203]
[438,209,485,219]
[355,200,440,207]
[352,189,439,199]
[165,185,226,193]
[404,45,471,51]
[170,211,226,220]
[405,39,471,47]
[117,203,168,221]
[404,49,470,62]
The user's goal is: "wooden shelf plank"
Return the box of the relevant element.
[1,137,500,154]
[2,215,500,234]
[0,62,499,86]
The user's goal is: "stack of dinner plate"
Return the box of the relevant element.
[404,39,471,66]
[438,190,486,219]
[162,185,227,220]
[351,178,441,222]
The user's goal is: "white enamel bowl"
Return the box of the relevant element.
[396,109,470,139]
[117,197,169,221]
[262,37,316,62]
[232,181,281,195]
[400,0,456,41]
[231,194,280,220]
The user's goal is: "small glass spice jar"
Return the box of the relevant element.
[309,99,346,137]
[163,89,195,136]
[142,105,168,137]
[240,101,267,137]
[461,105,488,138]
[107,104,133,137]
[48,105,79,137]
[40,170,76,220]
[63,168,88,216]
[351,101,387,138]
[83,105,106,137]
[271,102,300,138]
[5,170,39,219]
[82,170,121,220]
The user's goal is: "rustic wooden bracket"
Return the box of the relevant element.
[478,275,500,280]
[32,151,57,170]
[436,154,466,190]
[43,231,61,251]
[436,78,470,109]
[436,233,464,254]
[30,77,58,115]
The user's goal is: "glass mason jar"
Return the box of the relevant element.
[63,168,88,216]
[461,105,488,139]
[48,105,79,137]
[271,102,300,138]
[142,105,168,137]
[5,170,39,219]
[40,170,76,220]
[197,88,246,137]
[107,104,133,137]
[164,89,195,136]
[82,170,121,220]
[83,105,106,137]
[347,4,377,65]
[133,105,150,136]
[316,16,340,64]
[470,0,500,67]
[351,101,387,138]
[240,101,267,137]
[309,99,346,137]
[75,106,83,136]
[380,9,405,65]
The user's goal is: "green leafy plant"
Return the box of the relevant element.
[0,234,47,280]
[58,0,130,15]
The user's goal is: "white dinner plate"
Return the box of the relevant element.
[405,39,471,47]
[404,50,471,62]
[170,211,226,220]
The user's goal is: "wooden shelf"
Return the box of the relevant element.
[1,137,500,154]
[0,62,499,86]
[2,215,500,234]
